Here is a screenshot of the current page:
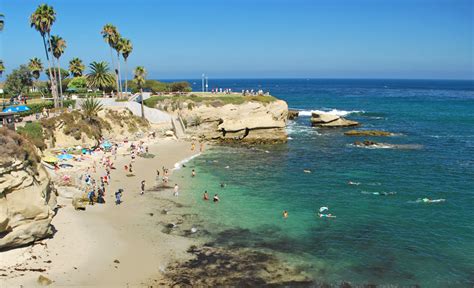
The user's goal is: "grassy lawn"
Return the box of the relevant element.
[144,92,277,108]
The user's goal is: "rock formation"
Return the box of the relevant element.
[310,112,359,127]
[0,128,56,250]
[288,109,299,120]
[180,100,288,143]
[344,130,393,136]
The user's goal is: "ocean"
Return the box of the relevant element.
[175,79,474,287]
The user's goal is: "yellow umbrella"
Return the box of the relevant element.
[43,156,58,163]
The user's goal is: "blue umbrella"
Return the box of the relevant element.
[2,105,31,113]
[57,154,73,160]
[101,141,112,148]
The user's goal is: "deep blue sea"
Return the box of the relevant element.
[176,79,474,287]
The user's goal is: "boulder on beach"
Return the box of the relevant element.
[344,130,393,136]
[310,112,359,127]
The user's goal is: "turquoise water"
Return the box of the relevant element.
[177,79,474,286]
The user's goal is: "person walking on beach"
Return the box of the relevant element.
[173,184,179,197]
[155,170,161,186]
[88,189,95,205]
[213,194,220,203]
[203,191,209,200]
[141,180,146,195]
[115,189,123,205]
[129,163,133,173]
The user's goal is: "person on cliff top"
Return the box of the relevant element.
[203,191,209,201]
[141,180,146,195]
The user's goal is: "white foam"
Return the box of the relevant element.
[173,153,201,170]
[297,109,363,117]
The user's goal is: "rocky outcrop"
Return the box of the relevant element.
[288,109,299,120]
[344,130,393,136]
[0,129,56,250]
[310,112,359,127]
[181,100,288,143]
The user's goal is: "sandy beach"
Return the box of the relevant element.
[1,137,202,287]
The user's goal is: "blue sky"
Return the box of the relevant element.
[1,0,473,79]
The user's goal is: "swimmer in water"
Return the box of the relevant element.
[220,183,226,188]
[420,198,445,203]
[303,169,312,173]
[318,213,336,218]
[348,181,360,186]
[192,169,196,177]
[203,191,209,200]
[371,192,397,196]
[213,194,220,203]
[283,210,288,218]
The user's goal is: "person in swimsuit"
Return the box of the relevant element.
[283,210,288,218]
[203,191,209,200]
[213,194,219,203]
[192,169,196,177]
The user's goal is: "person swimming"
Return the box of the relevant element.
[303,169,312,173]
[203,191,209,200]
[213,194,220,203]
[192,169,196,177]
[283,210,288,218]
[318,213,336,218]
[348,181,361,186]
[420,198,446,203]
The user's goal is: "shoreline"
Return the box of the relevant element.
[1,137,204,286]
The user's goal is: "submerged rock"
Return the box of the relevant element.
[310,112,359,127]
[288,109,300,120]
[344,130,393,136]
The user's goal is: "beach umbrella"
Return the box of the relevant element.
[57,154,73,160]
[319,207,329,213]
[2,105,30,113]
[43,156,58,163]
[101,141,112,148]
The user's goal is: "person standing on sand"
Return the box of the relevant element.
[173,184,179,196]
[156,170,160,186]
[141,180,146,195]
[115,189,123,205]
[129,163,133,173]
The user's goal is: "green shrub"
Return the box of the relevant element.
[17,122,46,150]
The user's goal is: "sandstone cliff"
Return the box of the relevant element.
[0,128,56,250]
[179,100,288,143]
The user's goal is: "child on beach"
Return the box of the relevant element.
[115,189,123,205]
[173,184,179,197]
[141,180,146,195]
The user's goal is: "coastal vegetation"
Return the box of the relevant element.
[133,66,147,118]
[50,34,67,105]
[68,58,85,77]
[144,93,277,110]
[85,61,115,92]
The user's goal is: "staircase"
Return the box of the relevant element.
[98,98,172,124]
[171,116,186,139]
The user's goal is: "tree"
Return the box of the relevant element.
[0,13,4,31]
[0,60,4,78]
[115,37,126,98]
[69,57,85,77]
[101,24,120,98]
[86,61,115,93]
[170,81,191,92]
[28,58,43,96]
[4,65,33,97]
[133,66,147,119]
[30,4,59,107]
[50,35,67,107]
[81,97,103,122]
[121,38,133,95]
[45,68,69,81]
[67,76,87,90]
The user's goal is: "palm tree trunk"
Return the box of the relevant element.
[117,52,123,99]
[110,47,119,98]
[47,33,59,108]
[140,88,145,119]
[124,59,128,97]
[57,58,64,108]
[42,35,57,108]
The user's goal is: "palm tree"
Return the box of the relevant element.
[69,57,85,77]
[115,37,125,99]
[121,38,133,95]
[30,4,59,107]
[81,97,103,122]
[0,13,4,31]
[101,24,120,98]
[50,35,67,107]
[133,66,147,119]
[0,60,4,77]
[28,58,43,96]
[86,61,115,94]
